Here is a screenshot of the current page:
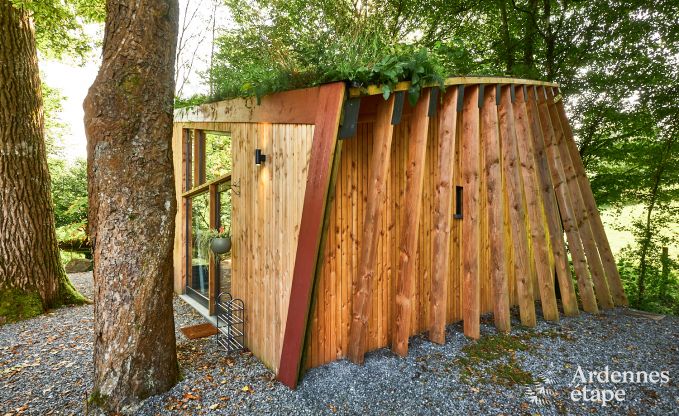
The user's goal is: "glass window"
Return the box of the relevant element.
[187,192,210,305]
[183,129,193,192]
[216,182,232,295]
[205,132,232,182]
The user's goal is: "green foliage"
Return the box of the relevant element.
[60,250,86,267]
[619,256,679,315]
[615,204,679,315]
[10,0,104,61]
[205,0,475,103]
[196,227,232,256]
[44,85,90,256]
[0,288,44,324]
[42,82,68,156]
[55,222,88,245]
[174,94,210,109]
[49,158,88,229]
[205,133,232,181]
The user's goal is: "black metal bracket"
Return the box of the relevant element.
[391,91,406,125]
[510,84,516,103]
[456,85,465,112]
[339,97,361,139]
[496,84,502,105]
[478,84,485,108]
[428,87,440,117]
[523,85,528,101]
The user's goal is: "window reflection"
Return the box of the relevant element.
[206,133,232,182]
[188,192,210,305]
[217,182,232,295]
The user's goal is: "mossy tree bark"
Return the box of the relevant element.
[83,0,179,412]
[0,0,86,323]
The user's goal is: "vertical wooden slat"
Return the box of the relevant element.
[512,87,559,321]
[453,113,463,321]
[277,83,345,388]
[181,129,191,294]
[392,90,432,356]
[544,89,613,309]
[550,89,628,306]
[429,88,458,343]
[539,96,613,310]
[347,95,396,364]
[481,86,510,332]
[299,138,344,374]
[460,85,481,339]
[524,90,579,316]
[185,198,192,293]
[533,88,599,314]
[183,128,192,192]
[498,85,537,327]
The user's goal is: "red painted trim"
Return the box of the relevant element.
[276,82,346,389]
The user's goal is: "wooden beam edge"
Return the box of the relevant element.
[350,77,560,98]
[392,89,432,357]
[276,82,346,389]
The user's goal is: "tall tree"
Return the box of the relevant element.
[83,0,179,411]
[0,0,86,322]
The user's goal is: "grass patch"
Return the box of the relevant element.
[460,333,533,361]
[454,331,569,387]
[59,250,85,266]
[0,288,44,324]
[86,389,109,410]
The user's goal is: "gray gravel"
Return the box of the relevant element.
[1,272,677,415]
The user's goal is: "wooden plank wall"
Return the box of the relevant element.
[172,121,314,373]
[304,84,626,370]
[170,80,626,377]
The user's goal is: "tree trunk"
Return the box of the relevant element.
[636,136,675,308]
[83,0,179,412]
[498,0,515,73]
[659,246,669,300]
[522,0,538,72]
[542,0,556,80]
[0,0,85,322]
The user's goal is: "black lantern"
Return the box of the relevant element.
[255,148,266,165]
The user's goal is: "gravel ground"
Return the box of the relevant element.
[1,273,677,415]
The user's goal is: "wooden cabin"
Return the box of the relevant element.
[171,77,627,389]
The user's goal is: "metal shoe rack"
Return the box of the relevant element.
[216,292,245,353]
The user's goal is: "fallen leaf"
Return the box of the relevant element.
[209,404,219,410]
[182,393,199,401]
[241,385,253,393]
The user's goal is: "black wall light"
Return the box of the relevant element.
[454,186,463,219]
[255,148,266,165]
